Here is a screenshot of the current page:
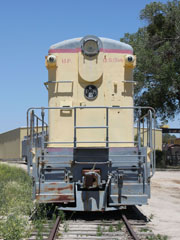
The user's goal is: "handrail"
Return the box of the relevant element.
[27,106,156,110]
[44,141,137,144]
[44,81,73,90]
[27,110,48,139]
[27,105,156,177]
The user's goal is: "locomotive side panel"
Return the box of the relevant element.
[47,53,77,147]
[103,52,134,146]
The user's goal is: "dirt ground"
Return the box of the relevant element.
[138,171,180,240]
[1,162,180,239]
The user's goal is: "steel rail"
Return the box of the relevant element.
[121,213,140,240]
[48,216,61,240]
[28,206,37,221]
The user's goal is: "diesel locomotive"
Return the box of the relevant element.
[26,35,156,211]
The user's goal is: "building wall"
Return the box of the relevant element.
[0,128,21,160]
[0,127,28,161]
[20,128,29,159]
[168,138,180,145]
[134,127,162,150]
[153,129,162,150]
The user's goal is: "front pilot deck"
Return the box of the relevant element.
[27,106,155,211]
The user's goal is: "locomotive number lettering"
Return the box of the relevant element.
[103,57,123,63]
[62,58,72,64]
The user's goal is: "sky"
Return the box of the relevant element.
[0,0,179,133]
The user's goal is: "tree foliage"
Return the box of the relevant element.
[162,133,176,144]
[121,0,180,120]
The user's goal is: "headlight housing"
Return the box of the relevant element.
[81,35,102,57]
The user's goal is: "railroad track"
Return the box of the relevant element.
[45,206,154,240]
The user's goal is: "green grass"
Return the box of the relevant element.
[108,224,114,232]
[140,227,152,232]
[96,225,103,236]
[116,221,123,231]
[0,163,33,215]
[0,163,33,240]
[96,221,123,237]
[146,235,168,240]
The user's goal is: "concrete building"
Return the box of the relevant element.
[0,127,162,161]
[0,128,28,161]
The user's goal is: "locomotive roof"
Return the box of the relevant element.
[49,37,133,54]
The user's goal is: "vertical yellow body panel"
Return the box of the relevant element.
[46,37,136,148]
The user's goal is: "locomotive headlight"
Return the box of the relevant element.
[47,55,56,64]
[46,55,57,69]
[81,36,101,57]
[125,55,135,63]
[82,40,99,56]
[124,55,136,68]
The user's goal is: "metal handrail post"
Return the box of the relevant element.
[149,110,154,175]
[36,117,39,142]
[74,108,77,148]
[27,111,29,138]
[46,124,48,136]
[143,119,145,147]
[29,110,34,175]
[149,110,153,149]
[153,113,156,171]
[137,108,141,150]
[147,115,149,147]
[41,108,45,151]
[30,110,34,149]
[106,108,109,148]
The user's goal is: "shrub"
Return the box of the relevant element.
[0,164,33,239]
[155,150,165,168]
[0,214,30,240]
[0,164,33,215]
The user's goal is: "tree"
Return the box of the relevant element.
[162,133,176,144]
[121,0,180,121]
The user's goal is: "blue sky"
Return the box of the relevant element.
[0,0,179,133]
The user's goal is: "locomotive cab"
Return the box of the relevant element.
[27,35,155,211]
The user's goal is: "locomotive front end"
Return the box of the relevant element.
[28,35,155,211]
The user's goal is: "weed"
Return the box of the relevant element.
[52,212,57,222]
[97,225,103,236]
[0,214,29,240]
[34,219,45,240]
[59,210,65,223]
[108,224,114,232]
[149,214,154,220]
[146,234,168,240]
[140,227,152,232]
[0,164,33,239]
[116,221,123,231]
[64,222,69,232]
[0,164,33,216]
[32,204,59,238]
